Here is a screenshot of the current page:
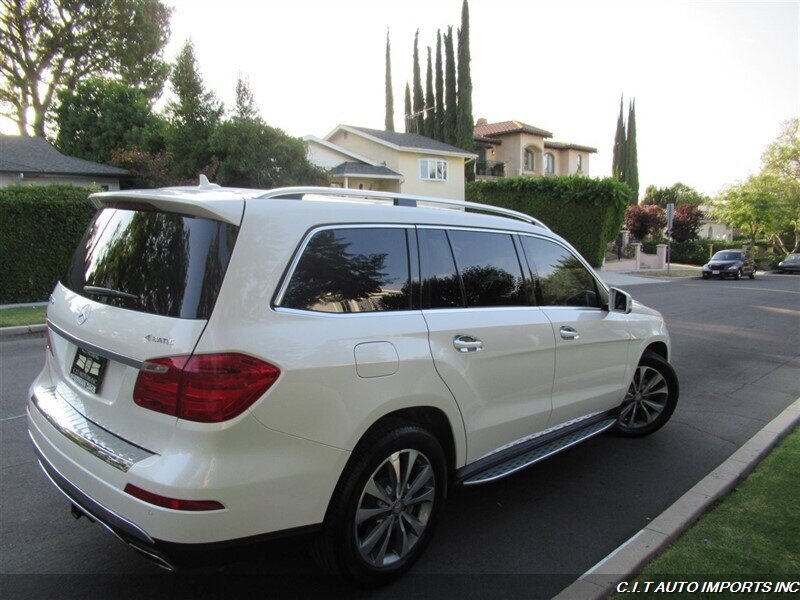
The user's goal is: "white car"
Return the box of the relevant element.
[28,183,678,584]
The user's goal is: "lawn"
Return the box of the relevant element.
[0,305,47,327]
[632,268,701,278]
[618,427,800,596]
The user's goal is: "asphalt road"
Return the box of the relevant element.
[2,274,799,599]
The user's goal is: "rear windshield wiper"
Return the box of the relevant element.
[83,286,140,303]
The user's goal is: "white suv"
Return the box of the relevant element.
[28,184,678,583]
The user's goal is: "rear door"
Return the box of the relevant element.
[419,227,556,462]
[45,203,241,453]
[518,235,632,426]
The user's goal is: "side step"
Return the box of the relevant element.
[458,413,618,486]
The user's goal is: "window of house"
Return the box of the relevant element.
[418,228,464,309]
[524,150,534,172]
[280,228,412,313]
[544,153,555,174]
[447,230,526,308]
[419,158,448,181]
[576,155,583,173]
[519,236,604,308]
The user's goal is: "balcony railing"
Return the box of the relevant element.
[476,160,505,177]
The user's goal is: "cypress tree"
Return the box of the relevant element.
[435,30,445,142]
[424,46,435,138]
[612,96,626,182]
[404,83,412,133]
[443,27,457,146]
[626,99,639,201]
[384,29,394,132]
[456,0,474,155]
[412,30,424,134]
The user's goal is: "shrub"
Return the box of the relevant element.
[671,204,704,242]
[626,204,666,240]
[0,185,97,303]
[466,176,632,267]
[642,239,746,266]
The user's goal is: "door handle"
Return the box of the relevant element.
[559,326,580,340]
[453,335,484,353]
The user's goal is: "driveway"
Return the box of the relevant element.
[2,274,798,599]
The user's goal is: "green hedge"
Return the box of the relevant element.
[0,185,97,303]
[466,176,632,267]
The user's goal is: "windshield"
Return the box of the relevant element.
[64,208,238,319]
[711,251,742,261]
[784,254,800,262]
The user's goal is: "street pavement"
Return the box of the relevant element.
[1,274,798,599]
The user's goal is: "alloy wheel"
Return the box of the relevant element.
[354,449,435,568]
[619,366,669,429]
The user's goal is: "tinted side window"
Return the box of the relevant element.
[281,228,411,313]
[448,230,526,307]
[520,237,600,308]
[418,228,464,309]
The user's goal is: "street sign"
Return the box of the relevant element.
[666,203,675,232]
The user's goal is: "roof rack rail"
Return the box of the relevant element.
[257,186,549,230]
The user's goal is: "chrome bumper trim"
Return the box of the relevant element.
[31,385,155,472]
[48,320,143,370]
[30,431,155,545]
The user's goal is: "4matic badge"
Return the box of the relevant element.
[144,334,175,346]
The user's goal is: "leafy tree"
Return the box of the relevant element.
[234,74,257,120]
[625,99,639,200]
[53,78,165,163]
[424,46,435,138]
[165,40,223,179]
[612,96,626,181]
[435,30,444,142]
[456,0,474,155]
[384,29,394,132]
[762,118,799,180]
[412,30,424,134]
[625,204,665,240]
[670,204,705,242]
[109,148,178,189]
[210,118,328,189]
[642,182,708,207]
[403,83,412,133]
[443,27,457,146]
[0,0,171,136]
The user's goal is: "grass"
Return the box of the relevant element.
[616,428,800,596]
[630,268,701,278]
[0,305,46,327]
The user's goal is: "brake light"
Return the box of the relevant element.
[124,484,224,511]
[133,353,280,423]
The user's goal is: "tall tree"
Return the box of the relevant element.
[404,83,412,133]
[626,99,639,201]
[762,118,799,180]
[424,46,435,138]
[612,96,626,183]
[234,74,258,120]
[165,40,223,179]
[456,0,474,155]
[384,29,394,131]
[0,0,171,137]
[53,77,165,163]
[443,27,458,146]
[435,30,445,142]
[412,30,424,134]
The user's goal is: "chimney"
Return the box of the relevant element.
[476,117,488,126]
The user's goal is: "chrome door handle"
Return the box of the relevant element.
[453,335,484,353]
[559,326,580,340]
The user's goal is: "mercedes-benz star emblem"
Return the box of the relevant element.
[77,304,91,325]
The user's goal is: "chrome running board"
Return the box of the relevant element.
[457,412,618,486]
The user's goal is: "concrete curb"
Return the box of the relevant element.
[554,396,800,600]
[0,323,46,337]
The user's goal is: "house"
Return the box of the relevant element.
[698,205,735,241]
[0,135,127,190]
[473,119,596,179]
[304,125,477,200]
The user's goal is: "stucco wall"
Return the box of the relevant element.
[328,131,400,170]
[396,153,466,200]
[306,140,364,170]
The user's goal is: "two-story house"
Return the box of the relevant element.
[473,119,596,179]
[304,125,477,200]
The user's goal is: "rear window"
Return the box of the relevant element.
[64,208,238,319]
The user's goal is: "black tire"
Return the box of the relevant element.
[701,273,710,280]
[312,421,448,586]
[614,351,679,438]
[734,268,742,280]
[749,270,755,279]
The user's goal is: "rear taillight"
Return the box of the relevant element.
[133,353,280,423]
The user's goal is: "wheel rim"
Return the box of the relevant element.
[354,449,435,568]
[619,365,669,429]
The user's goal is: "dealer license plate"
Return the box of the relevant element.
[69,347,108,394]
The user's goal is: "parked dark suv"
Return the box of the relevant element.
[702,250,755,280]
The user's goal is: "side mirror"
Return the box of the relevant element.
[609,287,633,314]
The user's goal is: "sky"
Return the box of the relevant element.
[5,0,797,196]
